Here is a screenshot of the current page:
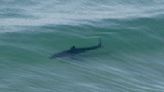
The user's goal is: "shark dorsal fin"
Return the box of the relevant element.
[71,46,76,50]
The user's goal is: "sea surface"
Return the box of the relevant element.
[0,0,164,92]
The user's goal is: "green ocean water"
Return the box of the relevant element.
[0,0,164,92]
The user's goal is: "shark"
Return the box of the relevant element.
[50,39,102,59]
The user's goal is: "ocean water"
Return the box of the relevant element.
[0,0,164,92]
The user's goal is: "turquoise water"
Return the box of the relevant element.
[0,0,164,92]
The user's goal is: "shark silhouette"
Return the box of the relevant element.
[50,39,102,59]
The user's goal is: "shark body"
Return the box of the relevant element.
[50,39,102,59]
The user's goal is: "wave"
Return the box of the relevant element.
[0,0,164,92]
[0,0,164,27]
